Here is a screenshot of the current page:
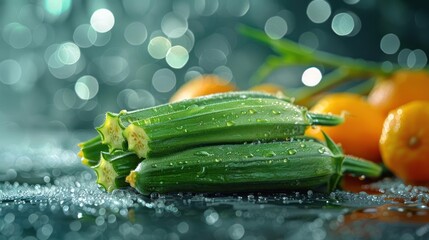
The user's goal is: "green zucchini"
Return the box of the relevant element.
[123,97,343,158]
[78,135,109,167]
[127,135,381,195]
[96,91,294,151]
[92,151,141,192]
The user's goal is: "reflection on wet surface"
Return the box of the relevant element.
[0,132,428,239]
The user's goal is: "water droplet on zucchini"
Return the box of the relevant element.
[287,149,297,155]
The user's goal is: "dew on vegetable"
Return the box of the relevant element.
[263,150,276,157]
[256,119,268,123]
[226,121,235,126]
[318,147,326,154]
[272,110,281,115]
[248,109,256,114]
[287,149,297,155]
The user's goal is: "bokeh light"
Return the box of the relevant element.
[380,33,400,55]
[398,48,428,69]
[0,59,22,85]
[194,0,219,16]
[1,2,429,239]
[93,31,112,46]
[57,42,81,65]
[331,12,360,36]
[43,0,72,17]
[184,67,204,81]
[213,66,233,82]
[90,9,115,33]
[301,67,322,87]
[74,75,99,100]
[2,22,32,49]
[148,36,172,59]
[166,46,189,69]
[54,88,77,110]
[124,22,148,46]
[73,24,97,48]
[152,68,177,93]
[161,12,188,38]
[199,49,227,71]
[307,0,331,24]
[171,30,195,52]
[117,89,155,110]
[264,16,288,40]
[226,0,250,17]
[0,0,427,132]
[98,56,129,85]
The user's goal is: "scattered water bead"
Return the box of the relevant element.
[287,149,297,155]
[263,150,276,157]
[194,151,212,156]
[2,134,429,239]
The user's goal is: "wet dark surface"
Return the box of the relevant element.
[1,131,428,240]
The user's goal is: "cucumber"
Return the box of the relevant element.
[126,135,380,195]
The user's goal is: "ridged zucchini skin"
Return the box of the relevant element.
[127,140,342,195]
[96,91,293,151]
[123,97,343,158]
[78,135,109,166]
[93,151,141,192]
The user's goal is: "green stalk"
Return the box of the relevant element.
[343,78,377,96]
[240,26,390,77]
[239,26,397,104]
[342,156,382,178]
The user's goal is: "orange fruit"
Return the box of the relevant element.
[169,75,236,102]
[305,93,385,162]
[368,70,429,116]
[379,101,429,184]
[249,83,285,95]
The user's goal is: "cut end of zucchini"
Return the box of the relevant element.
[123,124,149,158]
[96,112,124,152]
[93,154,119,192]
[126,171,137,188]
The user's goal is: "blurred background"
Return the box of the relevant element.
[1,0,429,131]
